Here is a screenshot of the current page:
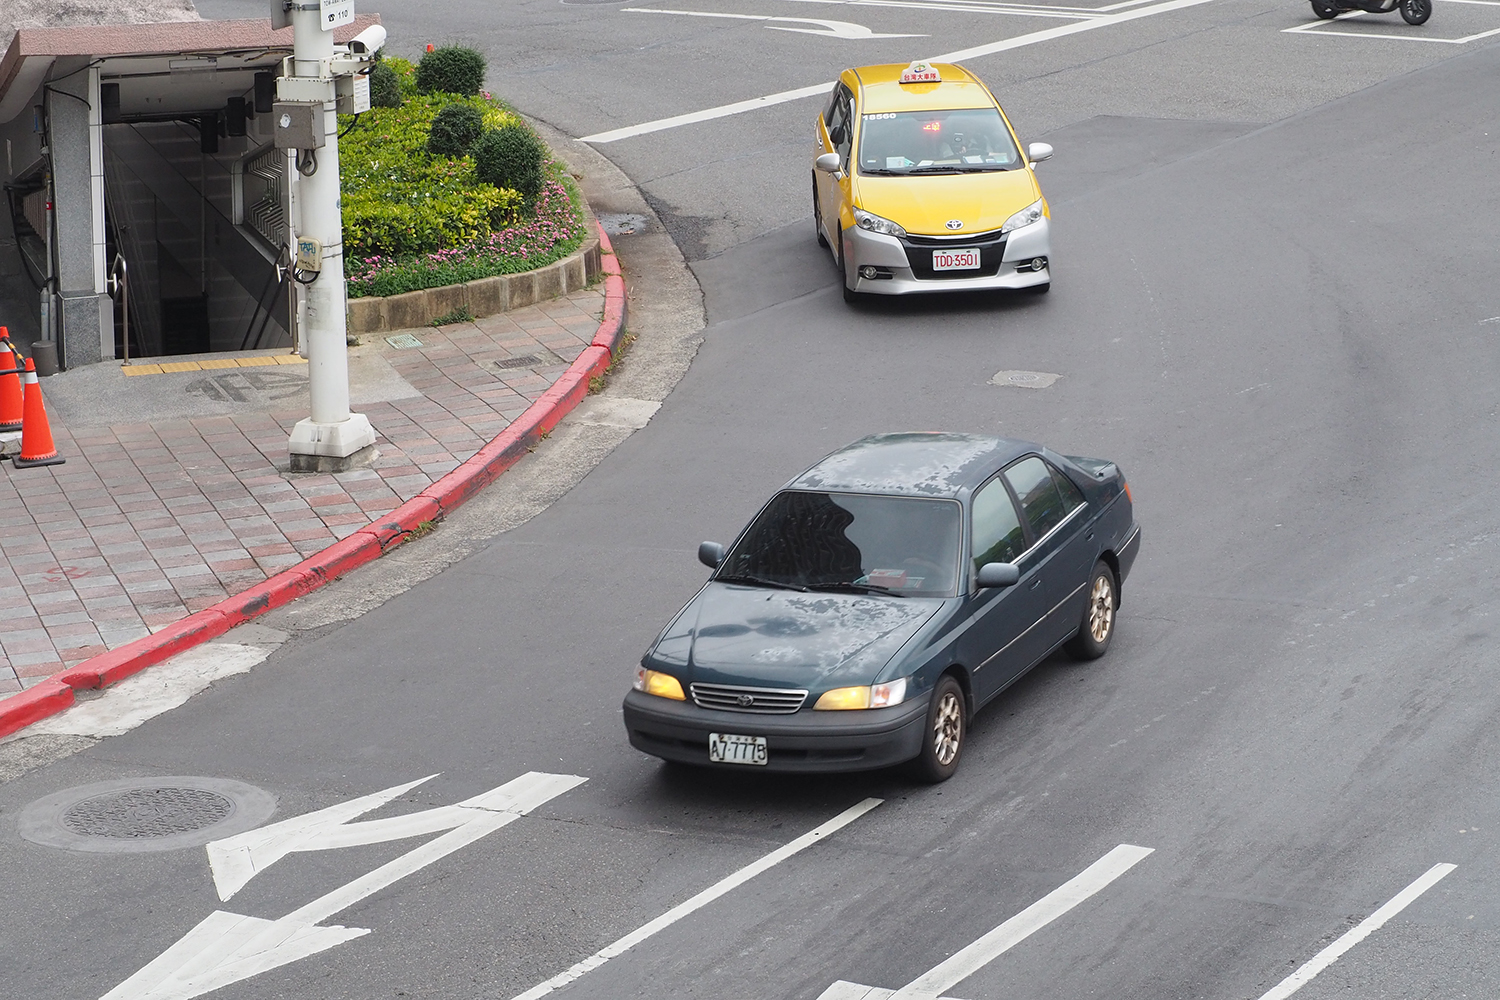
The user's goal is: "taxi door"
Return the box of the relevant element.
[816,83,855,257]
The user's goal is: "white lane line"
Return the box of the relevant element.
[1255,863,1457,1000]
[783,0,1104,21]
[582,0,1219,142]
[510,797,884,1000]
[622,8,927,38]
[888,844,1153,999]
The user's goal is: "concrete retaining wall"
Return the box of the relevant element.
[346,238,602,335]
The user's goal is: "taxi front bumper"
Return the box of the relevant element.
[622,689,929,773]
[844,217,1051,295]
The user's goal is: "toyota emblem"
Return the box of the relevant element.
[946,219,963,230]
[736,694,755,707]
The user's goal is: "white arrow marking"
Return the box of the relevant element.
[511,797,883,1000]
[103,771,586,1000]
[817,843,1153,1000]
[623,8,926,39]
[1254,863,1456,1000]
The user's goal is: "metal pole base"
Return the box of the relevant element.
[288,412,377,473]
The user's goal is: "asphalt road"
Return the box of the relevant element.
[6,1,1500,999]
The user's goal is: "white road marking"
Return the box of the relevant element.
[1254,863,1456,1000]
[623,7,927,37]
[783,0,1103,21]
[22,643,271,740]
[510,797,884,1000]
[817,843,1154,1000]
[582,0,1220,142]
[1284,0,1500,43]
[103,772,585,1000]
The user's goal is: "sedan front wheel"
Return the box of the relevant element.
[912,675,965,783]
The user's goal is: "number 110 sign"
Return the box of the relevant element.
[320,0,355,30]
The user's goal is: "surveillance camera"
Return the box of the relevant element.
[347,24,387,56]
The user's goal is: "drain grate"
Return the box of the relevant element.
[20,777,277,854]
[494,354,543,370]
[63,787,235,840]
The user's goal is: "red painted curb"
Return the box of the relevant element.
[0,223,627,740]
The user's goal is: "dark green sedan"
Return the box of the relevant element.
[622,433,1139,782]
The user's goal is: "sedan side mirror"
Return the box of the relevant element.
[814,152,842,174]
[1027,142,1053,166]
[976,562,1020,588]
[698,541,725,569]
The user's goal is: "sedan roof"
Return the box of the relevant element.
[788,433,1036,499]
[849,63,996,115]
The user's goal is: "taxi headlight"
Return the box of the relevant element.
[853,208,906,238]
[1000,198,1046,234]
[633,667,686,701]
[814,677,908,710]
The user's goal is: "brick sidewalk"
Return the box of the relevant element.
[0,287,604,696]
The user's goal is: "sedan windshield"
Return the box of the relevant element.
[858,108,1021,175]
[719,491,961,598]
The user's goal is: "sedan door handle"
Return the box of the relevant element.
[1029,579,1042,590]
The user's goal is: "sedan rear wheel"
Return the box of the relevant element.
[1065,561,1116,660]
[912,675,965,783]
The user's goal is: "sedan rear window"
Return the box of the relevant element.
[859,108,1021,175]
[720,490,961,597]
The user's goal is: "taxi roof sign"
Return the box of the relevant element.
[899,61,941,84]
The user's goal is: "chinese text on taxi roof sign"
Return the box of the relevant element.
[899,61,941,84]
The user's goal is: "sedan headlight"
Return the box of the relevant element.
[1000,198,1046,234]
[633,667,685,701]
[853,208,906,238]
[814,677,908,710]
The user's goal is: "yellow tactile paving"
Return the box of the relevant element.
[115,355,307,375]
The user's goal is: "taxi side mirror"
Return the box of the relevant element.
[976,562,1020,588]
[815,152,841,174]
[1027,142,1053,166]
[699,541,725,569]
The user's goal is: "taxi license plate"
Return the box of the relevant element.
[709,733,768,766]
[932,249,981,271]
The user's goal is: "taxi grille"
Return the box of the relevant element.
[690,683,808,714]
[902,229,1007,280]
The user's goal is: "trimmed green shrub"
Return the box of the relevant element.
[426,103,484,157]
[472,124,545,206]
[369,63,403,108]
[384,56,421,97]
[415,46,486,96]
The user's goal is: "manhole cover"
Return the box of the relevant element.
[598,212,648,236]
[989,369,1062,389]
[19,777,276,854]
[385,333,424,350]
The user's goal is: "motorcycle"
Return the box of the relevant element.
[1310,0,1431,24]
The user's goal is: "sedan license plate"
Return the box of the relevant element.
[932,248,981,271]
[709,732,768,766]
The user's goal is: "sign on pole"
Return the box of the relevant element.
[320,0,355,30]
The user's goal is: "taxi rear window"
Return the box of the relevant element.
[858,109,1020,175]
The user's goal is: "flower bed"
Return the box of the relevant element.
[340,54,588,301]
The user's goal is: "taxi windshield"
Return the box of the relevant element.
[718,490,960,598]
[858,108,1021,175]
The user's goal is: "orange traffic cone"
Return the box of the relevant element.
[12,357,64,468]
[0,331,22,433]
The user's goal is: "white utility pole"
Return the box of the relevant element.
[277,0,378,471]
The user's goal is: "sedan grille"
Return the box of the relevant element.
[690,683,808,714]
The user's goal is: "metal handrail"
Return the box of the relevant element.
[107,253,129,365]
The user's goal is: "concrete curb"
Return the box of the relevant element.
[0,222,627,740]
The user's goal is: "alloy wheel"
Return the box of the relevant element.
[1088,574,1115,643]
[932,690,962,766]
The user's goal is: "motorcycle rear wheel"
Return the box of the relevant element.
[1401,0,1431,23]
[1310,0,1340,17]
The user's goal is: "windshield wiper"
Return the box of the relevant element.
[716,574,809,592]
[806,582,905,597]
[904,166,965,175]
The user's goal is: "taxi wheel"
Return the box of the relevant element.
[1065,561,1117,660]
[838,229,861,304]
[911,675,965,783]
[813,182,828,248]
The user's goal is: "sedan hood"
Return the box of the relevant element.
[854,170,1039,236]
[651,583,944,690]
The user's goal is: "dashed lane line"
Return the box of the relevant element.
[580,0,1221,143]
[509,797,884,1000]
[1255,863,1457,1000]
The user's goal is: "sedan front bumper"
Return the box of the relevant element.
[622,689,929,773]
[843,218,1051,295]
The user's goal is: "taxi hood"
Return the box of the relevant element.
[648,583,944,690]
[854,170,1039,236]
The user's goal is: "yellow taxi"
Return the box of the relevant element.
[813,61,1053,302]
